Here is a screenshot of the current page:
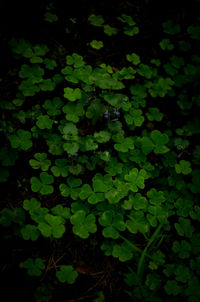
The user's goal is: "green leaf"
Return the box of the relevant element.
[29,153,51,171]
[23,258,45,276]
[90,40,104,50]
[164,280,182,296]
[126,53,140,65]
[162,20,180,35]
[118,14,136,26]
[174,218,194,238]
[175,160,192,175]
[56,265,78,284]
[39,79,56,91]
[159,39,174,50]
[124,168,148,192]
[88,14,104,26]
[99,210,126,239]
[9,129,32,150]
[104,25,117,36]
[36,115,54,130]
[112,242,134,262]
[147,189,166,206]
[43,58,57,70]
[70,210,97,238]
[30,172,54,195]
[21,224,40,241]
[64,87,82,101]
[50,159,68,177]
[146,107,164,121]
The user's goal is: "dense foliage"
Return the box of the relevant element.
[0,4,200,302]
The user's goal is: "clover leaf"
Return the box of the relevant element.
[44,12,58,23]
[175,160,192,175]
[147,189,166,206]
[88,14,104,27]
[162,20,180,35]
[51,205,71,219]
[79,184,93,200]
[21,224,40,241]
[146,107,164,121]
[126,211,149,234]
[50,159,68,177]
[124,108,144,127]
[62,100,85,123]
[114,137,135,152]
[123,26,139,36]
[187,25,200,40]
[39,79,56,91]
[164,280,182,296]
[29,153,51,171]
[56,265,78,284]
[94,131,111,143]
[90,40,104,50]
[23,258,45,276]
[99,210,126,239]
[19,64,44,83]
[70,210,97,238]
[140,130,169,155]
[112,242,134,262]
[124,168,148,192]
[172,240,191,259]
[30,172,54,195]
[36,115,54,130]
[159,39,174,50]
[43,58,57,70]
[126,53,140,65]
[64,87,82,101]
[104,25,117,36]
[0,207,25,227]
[42,97,63,116]
[9,129,32,150]
[46,134,64,155]
[38,214,66,238]
[174,218,195,238]
[66,53,85,68]
[131,193,148,210]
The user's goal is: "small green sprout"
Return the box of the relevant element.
[56,265,78,284]
[90,40,104,50]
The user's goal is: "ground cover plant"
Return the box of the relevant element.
[0,1,200,301]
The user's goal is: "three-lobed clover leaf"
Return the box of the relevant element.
[90,40,104,50]
[62,100,85,123]
[88,14,104,27]
[38,213,66,238]
[126,53,140,65]
[56,265,78,284]
[9,129,32,150]
[172,240,191,259]
[66,53,85,68]
[124,168,148,192]
[159,39,174,50]
[124,108,144,127]
[147,188,166,206]
[43,97,63,116]
[30,172,54,195]
[36,115,54,130]
[99,210,126,239]
[146,107,164,121]
[162,20,181,35]
[22,258,45,276]
[164,280,182,296]
[50,159,68,177]
[64,87,82,101]
[112,242,134,262]
[126,210,149,234]
[43,58,57,70]
[140,130,169,155]
[51,205,71,219]
[174,217,195,238]
[70,210,97,239]
[29,153,51,171]
[104,25,117,36]
[175,160,192,175]
[21,224,40,241]
[114,137,135,153]
[94,131,111,143]
[19,64,44,83]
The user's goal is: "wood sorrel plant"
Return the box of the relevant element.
[0,10,200,302]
